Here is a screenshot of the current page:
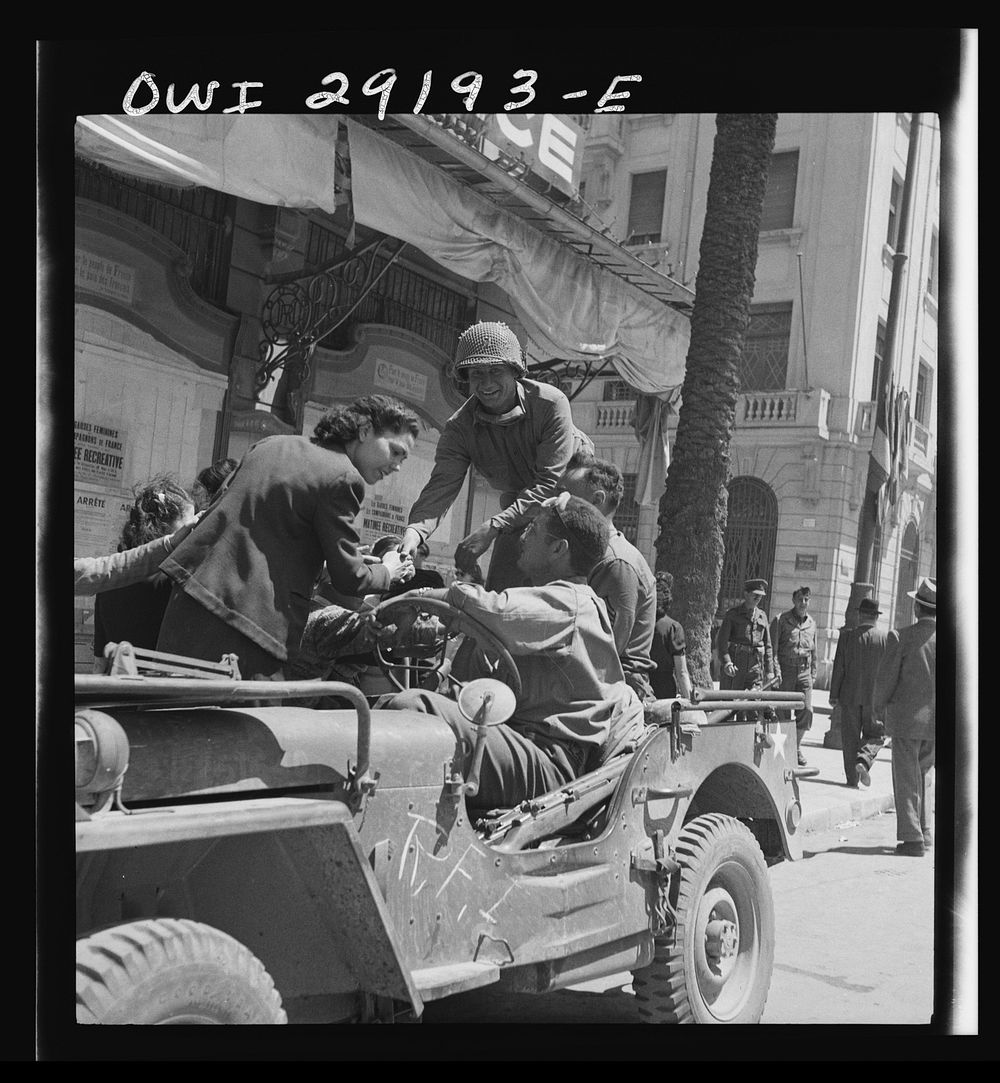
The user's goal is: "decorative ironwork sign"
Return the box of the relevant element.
[255,234,408,403]
[527,356,615,401]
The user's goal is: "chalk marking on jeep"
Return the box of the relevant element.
[435,844,479,897]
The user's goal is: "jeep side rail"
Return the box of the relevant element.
[75,675,376,796]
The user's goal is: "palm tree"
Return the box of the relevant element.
[655,114,777,688]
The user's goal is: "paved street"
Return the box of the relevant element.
[421,810,935,1025]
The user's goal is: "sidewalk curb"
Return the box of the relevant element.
[800,792,895,835]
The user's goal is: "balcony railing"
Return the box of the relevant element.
[590,390,831,435]
[595,403,636,431]
[739,392,797,424]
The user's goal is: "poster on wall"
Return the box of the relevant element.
[357,450,455,548]
[74,420,127,488]
[73,488,132,558]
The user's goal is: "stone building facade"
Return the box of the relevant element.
[575,112,939,685]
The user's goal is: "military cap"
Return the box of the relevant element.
[744,578,768,595]
[453,321,526,377]
[858,597,882,616]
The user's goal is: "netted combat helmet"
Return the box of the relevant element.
[452,321,527,378]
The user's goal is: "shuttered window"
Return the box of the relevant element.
[871,319,887,402]
[914,362,933,426]
[760,151,799,231]
[626,170,666,246]
[927,229,939,299]
[887,173,903,248]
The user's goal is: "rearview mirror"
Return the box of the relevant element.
[457,678,516,728]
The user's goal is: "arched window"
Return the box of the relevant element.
[894,521,921,627]
[718,477,779,620]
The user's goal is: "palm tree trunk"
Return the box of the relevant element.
[655,114,777,688]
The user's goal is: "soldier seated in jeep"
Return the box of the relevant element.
[385,492,646,811]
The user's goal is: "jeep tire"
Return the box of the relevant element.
[76,918,287,1024]
[632,813,775,1023]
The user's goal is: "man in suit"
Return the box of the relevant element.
[874,577,937,857]
[830,597,888,788]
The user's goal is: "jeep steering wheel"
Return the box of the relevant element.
[372,595,522,699]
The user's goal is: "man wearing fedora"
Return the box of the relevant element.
[874,577,937,857]
[830,596,888,788]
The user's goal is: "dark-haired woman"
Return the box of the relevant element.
[93,476,197,672]
[191,456,238,511]
[156,395,419,680]
[649,572,693,700]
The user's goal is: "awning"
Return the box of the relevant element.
[74,112,689,503]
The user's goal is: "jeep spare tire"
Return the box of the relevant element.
[632,813,775,1023]
[76,918,287,1024]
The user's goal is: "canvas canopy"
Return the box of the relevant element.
[74,113,690,502]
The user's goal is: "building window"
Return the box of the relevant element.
[616,473,641,546]
[603,379,635,402]
[625,169,666,246]
[871,318,887,402]
[927,229,939,300]
[741,303,792,391]
[871,524,883,596]
[914,362,933,427]
[886,172,903,249]
[760,151,799,232]
[74,157,235,307]
[305,221,477,358]
[894,521,920,628]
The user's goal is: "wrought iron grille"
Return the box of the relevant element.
[74,158,234,307]
[718,476,778,619]
[741,303,792,391]
[616,473,641,547]
[304,223,477,358]
[603,379,636,402]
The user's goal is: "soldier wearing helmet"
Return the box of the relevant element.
[400,321,593,590]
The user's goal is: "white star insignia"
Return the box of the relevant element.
[770,726,788,760]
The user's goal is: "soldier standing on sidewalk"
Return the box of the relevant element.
[718,579,776,726]
[829,597,887,788]
[771,586,817,767]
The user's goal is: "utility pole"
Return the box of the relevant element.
[825,114,921,750]
[848,113,922,624]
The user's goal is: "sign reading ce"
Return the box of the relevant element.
[482,115,584,198]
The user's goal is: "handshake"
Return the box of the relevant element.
[360,543,415,585]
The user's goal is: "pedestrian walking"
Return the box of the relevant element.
[874,577,937,857]
[771,586,818,764]
[718,579,776,731]
[829,597,888,788]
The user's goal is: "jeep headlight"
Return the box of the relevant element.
[75,709,129,813]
